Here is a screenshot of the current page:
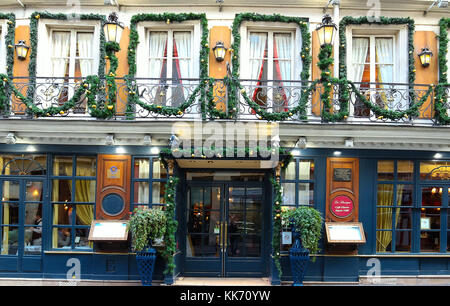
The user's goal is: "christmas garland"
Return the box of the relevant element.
[271,176,283,277]
[126,13,210,120]
[434,18,450,125]
[212,13,312,120]
[160,175,179,275]
[0,13,15,114]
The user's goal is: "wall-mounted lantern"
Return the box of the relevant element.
[103,12,124,44]
[316,14,337,47]
[213,41,227,62]
[418,47,433,67]
[15,40,30,61]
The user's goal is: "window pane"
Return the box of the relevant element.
[420,161,450,180]
[53,156,73,176]
[76,156,96,177]
[376,231,392,252]
[53,204,72,225]
[299,160,314,180]
[149,31,168,79]
[273,33,292,81]
[397,161,413,181]
[134,158,150,179]
[173,31,192,79]
[152,182,166,204]
[2,203,18,225]
[74,180,95,203]
[134,182,149,204]
[283,161,295,180]
[75,205,94,226]
[53,227,71,248]
[395,231,411,252]
[25,181,43,202]
[1,226,19,255]
[52,180,72,202]
[298,182,314,205]
[152,159,167,180]
[395,208,412,229]
[378,160,394,181]
[281,182,295,205]
[421,186,442,207]
[2,181,19,201]
[397,184,413,206]
[421,231,440,252]
[24,226,41,254]
[24,203,42,225]
[51,31,70,78]
[377,184,394,206]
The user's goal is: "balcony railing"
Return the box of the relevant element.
[0,76,446,125]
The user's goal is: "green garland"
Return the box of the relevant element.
[217,13,312,121]
[270,176,283,278]
[0,13,15,114]
[434,18,450,125]
[126,13,210,120]
[160,175,179,275]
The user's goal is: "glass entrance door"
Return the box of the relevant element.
[184,182,266,277]
[0,179,44,272]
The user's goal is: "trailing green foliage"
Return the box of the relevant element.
[0,13,15,114]
[160,175,179,275]
[129,207,167,252]
[282,206,323,259]
[434,18,450,125]
[270,177,283,277]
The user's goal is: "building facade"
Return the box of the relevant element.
[0,0,449,285]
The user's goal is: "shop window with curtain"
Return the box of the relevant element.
[280,158,315,251]
[51,155,96,250]
[376,160,414,253]
[147,30,194,107]
[247,30,296,113]
[132,157,168,210]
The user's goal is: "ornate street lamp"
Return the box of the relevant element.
[212,41,227,62]
[418,47,433,67]
[15,40,30,61]
[316,14,337,46]
[103,12,124,44]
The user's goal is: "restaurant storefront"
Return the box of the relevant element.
[0,145,449,283]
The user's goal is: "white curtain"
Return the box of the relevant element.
[274,33,291,83]
[51,31,71,78]
[173,32,192,99]
[152,160,161,203]
[352,38,369,86]
[138,159,149,204]
[249,32,267,86]
[77,33,94,77]
[375,38,393,84]
[149,32,168,79]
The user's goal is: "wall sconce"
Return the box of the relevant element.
[213,41,227,62]
[316,14,337,46]
[418,47,433,67]
[103,12,124,44]
[15,40,30,61]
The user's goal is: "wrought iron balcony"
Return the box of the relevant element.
[0,76,443,125]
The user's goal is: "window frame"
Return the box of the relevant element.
[36,19,101,79]
[135,20,201,80]
[131,156,168,211]
[50,154,97,251]
[280,157,316,207]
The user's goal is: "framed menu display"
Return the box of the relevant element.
[88,220,129,241]
[325,222,366,244]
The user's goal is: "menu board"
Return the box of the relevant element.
[88,220,129,241]
[325,222,366,243]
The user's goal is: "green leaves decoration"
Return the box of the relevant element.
[129,207,167,252]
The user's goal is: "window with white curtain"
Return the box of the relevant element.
[50,29,94,79]
[147,29,193,107]
[246,30,294,112]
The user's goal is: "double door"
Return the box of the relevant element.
[184,182,268,277]
[0,178,45,272]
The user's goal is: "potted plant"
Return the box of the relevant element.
[128,207,167,286]
[282,206,323,286]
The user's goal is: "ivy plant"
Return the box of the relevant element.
[128,207,167,252]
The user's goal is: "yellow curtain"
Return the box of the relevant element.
[377,184,403,252]
[1,157,10,255]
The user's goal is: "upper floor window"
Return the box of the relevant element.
[50,29,94,79]
[240,23,302,114]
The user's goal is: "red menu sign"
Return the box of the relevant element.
[330,195,353,218]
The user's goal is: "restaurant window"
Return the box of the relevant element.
[376,160,414,253]
[132,157,167,210]
[420,161,450,252]
[51,155,96,250]
[280,158,315,251]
